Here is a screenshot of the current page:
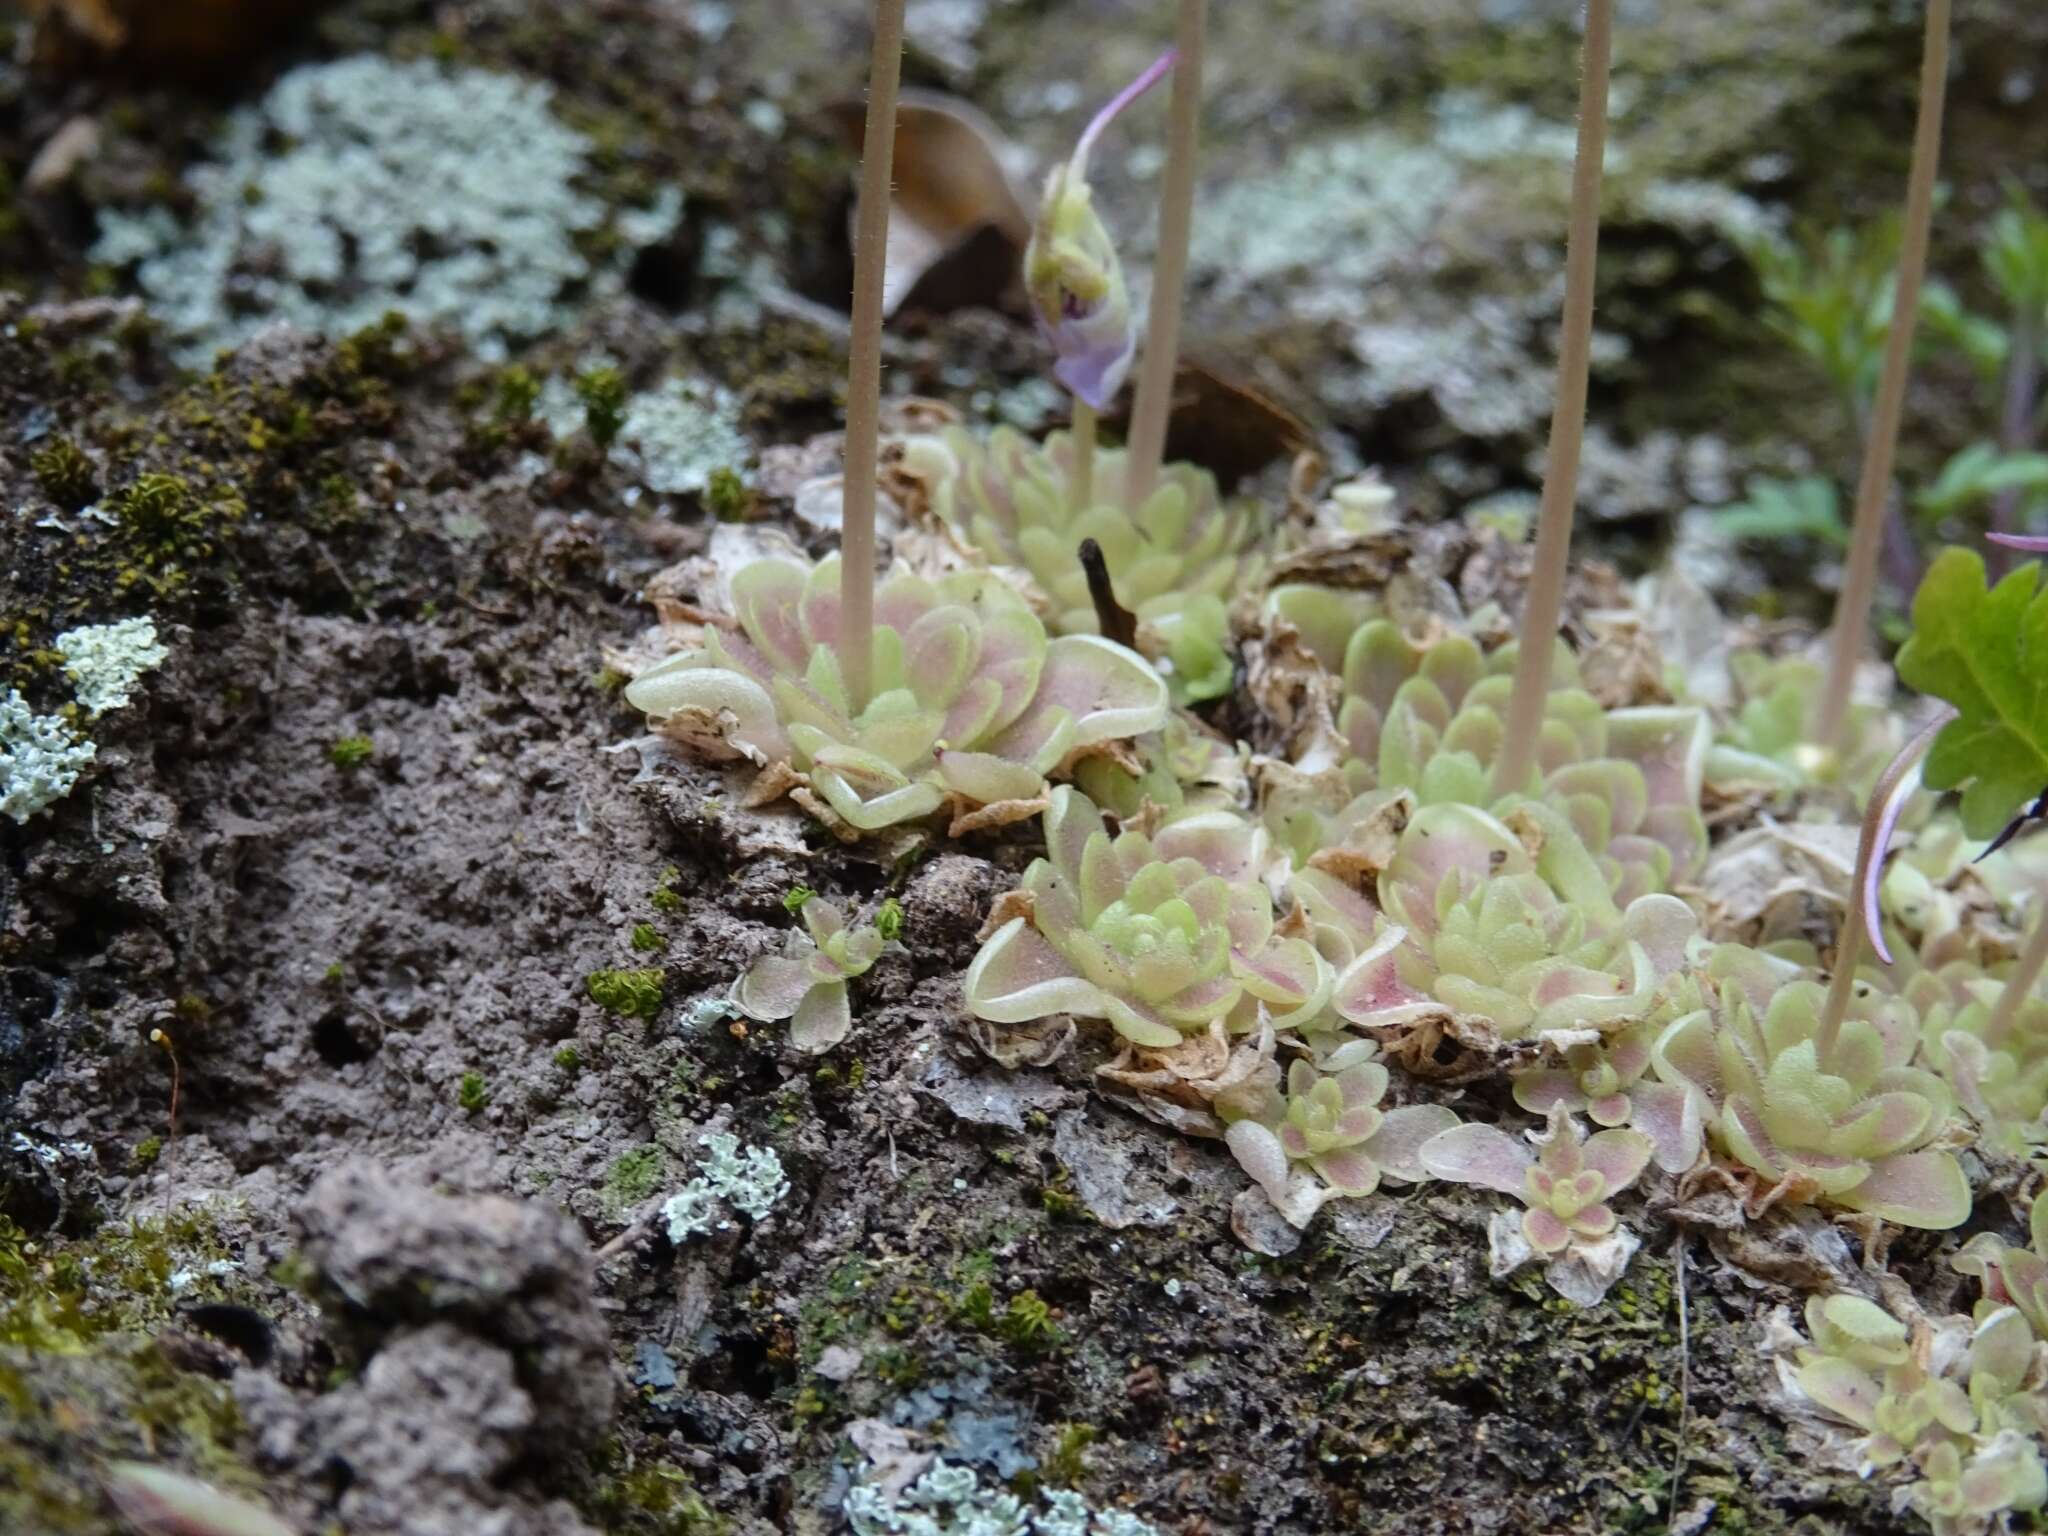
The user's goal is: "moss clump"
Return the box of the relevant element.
[329,735,374,768]
[30,439,98,510]
[586,1452,723,1536]
[603,1145,668,1214]
[554,1045,582,1072]
[704,465,749,520]
[587,967,664,1018]
[575,365,629,450]
[105,471,246,598]
[649,866,684,914]
[457,1072,487,1113]
[130,1137,162,1170]
[629,922,665,952]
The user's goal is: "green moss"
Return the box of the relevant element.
[329,735,375,769]
[781,885,815,915]
[494,365,541,423]
[587,967,665,1019]
[649,866,685,914]
[997,1290,1060,1351]
[457,1072,488,1113]
[586,1445,724,1536]
[130,1137,162,1170]
[30,439,98,510]
[874,898,904,942]
[604,1146,668,1212]
[704,466,749,521]
[575,365,629,450]
[1043,1422,1096,1488]
[629,922,666,953]
[554,1045,583,1072]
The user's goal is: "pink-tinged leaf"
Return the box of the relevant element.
[1225,1119,1291,1203]
[1720,1095,1790,1184]
[1570,1201,1618,1239]
[1629,1080,1703,1173]
[1650,1009,1719,1101]
[1312,1145,1382,1197]
[1235,936,1331,1025]
[1333,926,1439,1028]
[1522,1206,1572,1253]
[1157,811,1263,883]
[1619,894,1698,978]
[1043,785,1103,890]
[1379,804,1523,941]
[1512,1068,1584,1117]
[902,604,981,712]
[1102,992,1186,1048]
[1036,634,1169,746]
[1605,707,1709,818]
[735,952,819,1022]
[1836,1149,1972,1231]
[104,1462,297,1536]
[1366,1103,1461,1183]
[962,917,1101,1023]
[1420,1123,1532,1196]
[789,980,853,1052]
[1831,1090,1935,1160]
[729,558,812,675]
[1279,1122,1312,1158]
[1791,1356,1882,1432]
[1588,1093,1631,1127]
[1970,1305,2035,1393]
[1334,1062,1391,1111]
[1580,1128,1653,1196]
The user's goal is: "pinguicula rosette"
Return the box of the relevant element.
[905,425,1269,704]
[962,786,1320,1049]
[624,552,1166,835]
[1265,616,1711,904]
[1703,651,1902,800]
[1279,798,1702,1060]
[1650,945,1970,1228]
[1222,1048,1457,1227]
[1908,963,2048,1160]
[733,896,892,1053]
[1419,1103,1654,1305]
[1022,49,1173,410]
[1776,1291,2048,1529]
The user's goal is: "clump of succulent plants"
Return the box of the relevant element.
[1222,1048,1457,1226]
[1269,616,1710,904]
[1420,1103,1653,1305]
[1704,651,1900,799]
[1778,1291,2047,1534]
[1072,710,1246,828]
[733,894,897,1052]
[625,553,1166,834]
[1510,1016,1704,1174]
[1650,947,1969,1228]
[1910,961,2048,1160]
[909,425,1269,703]
[1954,1190,2048,1344]
[965,786,1316,1048]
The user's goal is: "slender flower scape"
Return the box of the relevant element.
[1023,49,1174,411]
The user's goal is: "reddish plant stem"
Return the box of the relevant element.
[1813,0,1951,749]
[1122,0,1204,512]
[839,0,907,712]
[1490,0,1613,800]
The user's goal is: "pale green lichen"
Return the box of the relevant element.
[0,690,96,824]
[661,1131,789,1242]
[845,1459,1161,1536]
[91,56,675,365]
[608,376,752,495]
[56,617,168,718]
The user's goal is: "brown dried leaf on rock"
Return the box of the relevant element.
[828,91,1033,319]
[1100,356,1314,487]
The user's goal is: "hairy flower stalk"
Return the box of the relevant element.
[840,0,907,711]
[1813,0,1952,750]
[1490,0,1613,800]
[1122,0,1204,511]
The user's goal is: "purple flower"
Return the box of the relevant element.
[1022,50,1174,410]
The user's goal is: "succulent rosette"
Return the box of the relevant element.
[624,553,1166,833]
[733,897,888,1052]
[1705,651,1900,799]
[963,786,1322,1048]
[907,425,1267,704]
[1223,1051,1457,1224]
[1422,1104,1653,1256]
[1651,947,1969,1228]
[1908,962,2048,1159]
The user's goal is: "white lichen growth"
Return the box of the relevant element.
[56,616,168,717]
[0,690,96,824]
[845,1461,1161,1536]
[661,1131,789,1241]
[91,56,676,365]
[609,376,752,495]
